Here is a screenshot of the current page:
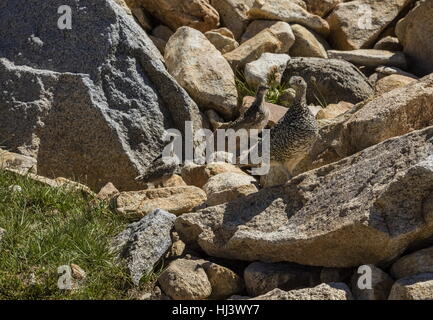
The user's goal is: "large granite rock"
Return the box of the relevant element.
[295,74,433,174]
[112,209,176,285]
[282,58,374,105]
[138,0,220,33]
[176,126,433,267]
[0,0,204,191]
[327,0,414,50]
[396,0,433,76]
[165,27,238,119]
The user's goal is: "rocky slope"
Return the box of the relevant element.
[1,0,433,301]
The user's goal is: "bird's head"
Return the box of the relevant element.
[289,76,307,91]
[257,85,270,94]
[256,85,270,100]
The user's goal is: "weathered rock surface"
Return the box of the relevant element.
[158,258,212,300]
[0,149,37,173]
[296,74,433,174]
[303,0,342,17]
[247,0,330,36]
[115,186,207,219]
[240,20,278,43]
[165,232,187,259]
[244,53,290,89]
[176,126,433,267]
[203,261,245,299]
[375,66,418,80]
[165,27,238,119]
[396,0,433,76]
[375,74,417,95]
[289,24,329,59]
[316,102,353,120]
[388,273,433,300]
[121,1,153,31]
[391,246,433,279]
[212,28,236,39]
[0,0,204,191]
[205,31,239,54]
[203,172,257,194]
[210,0,255,39]
[203,172,258,206]
[250,283,353,300]
[112,209,176,285]
[0,228,5,242]
[282,58,374,105]
[139,0,219,33]
[96,182,120,201]
[374,36,402,52]
[351,265,394,300]
[327,0,414,50]
[5,168,95,197]
[210,184,259,207]
[181,162,247,188]
[328,50,407,68]
[158,174,188,188]
[224,22,295,70]
[244,262,321,296]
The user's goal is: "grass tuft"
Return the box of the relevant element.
[235,70,292,106]
[0,169,155,300]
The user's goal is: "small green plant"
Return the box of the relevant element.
[235,70,291,106]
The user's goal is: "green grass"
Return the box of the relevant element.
[235,71,330,109]
[235,70,292,106]
[0,169,155,300]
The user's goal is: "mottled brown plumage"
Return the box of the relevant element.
[209,86,270,132]
[261,76,319,187]
[135,136,179,188]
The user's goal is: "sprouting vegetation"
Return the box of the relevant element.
[0,169,158,299]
